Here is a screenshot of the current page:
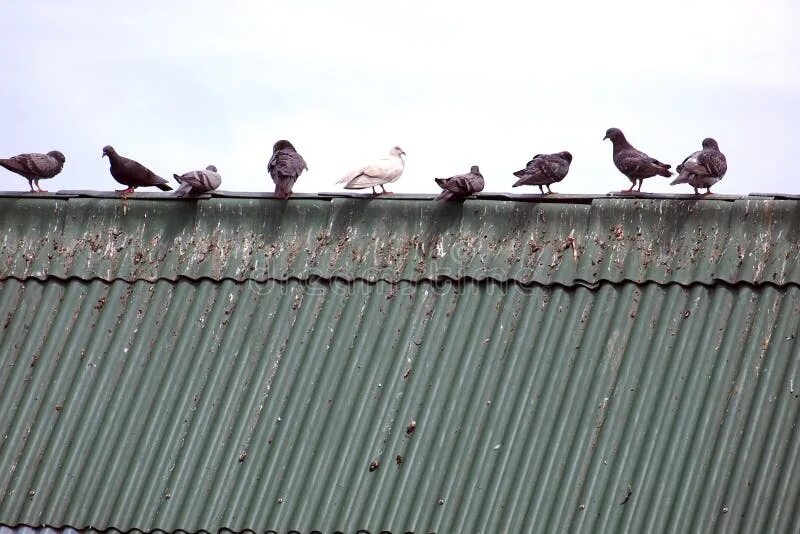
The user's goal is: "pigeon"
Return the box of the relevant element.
[173,165,222,197]
[268,140,307,199]
[603,128,672,192]
[671,138,727,195]
[435,165,484,201]
[337,146,406,195]
[512,151,572,194]
[102,145,172,195]
[0,151,65,192]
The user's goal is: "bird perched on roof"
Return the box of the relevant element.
[603,128,672,192]
[671,138,727,195]
[434,165,484,201]
[102,145,172,195]
[512,152,572,194]
[173,165,222,197]
[268,140,307,199]
[0,151,65,192]
[337,146,406,195]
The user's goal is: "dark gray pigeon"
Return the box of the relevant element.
[671,138,727,195]
[268,140,307,199]
[603,128,672,191]
[435,165,484,201]
[102,145,172,195]
[173,165,222,197]
[0,151,65,192]
[512,151,572,194]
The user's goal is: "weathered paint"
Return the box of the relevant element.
[1,196,799,285]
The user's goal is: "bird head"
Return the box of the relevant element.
[101,145,114,159]
[390,146,406,158]
[206,165,218,172]
[702,138,719,150]
[603,128,624,142]
[470,165,480,174]
[47,151,66,164]
[558,151,573,163]
[272,140,295,152]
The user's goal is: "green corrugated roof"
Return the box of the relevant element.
[2,195,800,285]
[0,194,799,533]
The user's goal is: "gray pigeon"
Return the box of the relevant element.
[603,128,672,191]
[0,151,65,192]
[671,138,727,195]
[268,140,307,199]
[173,165,222,197]
[338,146,406,195]
[512,151,572,194]
[435,165,484,201]
[102,145,172,195]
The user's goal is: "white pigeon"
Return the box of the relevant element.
[337,146,406,195]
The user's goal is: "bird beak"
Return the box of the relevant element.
[602,135,608,141]
[101,153,106,158]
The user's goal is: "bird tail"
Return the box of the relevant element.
[0,159,16,173]
[651,160,672,178]
[174,182,193,197]
[512,169,526,178]
[435,190,454,201]
[157,183,173,191]
[274,176,297,199]
[670,171,692,185]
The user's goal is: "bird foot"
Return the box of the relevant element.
[117,187,135,196]
[35,189,48,193]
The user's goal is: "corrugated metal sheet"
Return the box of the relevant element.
[1,276,799,533]
[2,196,800,286]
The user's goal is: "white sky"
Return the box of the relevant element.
[1,1,798,195]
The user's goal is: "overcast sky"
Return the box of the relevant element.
[1,1,798,195]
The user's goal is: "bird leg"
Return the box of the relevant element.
[704,188,713,195]
[546,185,554,195]
[27,179,35,192]
[380,184,390,195]
[538,185,545,194]
[636,179,643,192]
[34,179,46,193]
[370,186,378,195]
[693,187,700,195]
[116,186,136,196]
[622,182,636,192]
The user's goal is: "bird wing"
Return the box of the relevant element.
[114,156,168,187]
[269,149,307,179]
[1,153,60,178]
[437,172,482,195]
[175,169,220,192]
[698,149,727,178]
[338,156,403,186]
[513,156,553,186]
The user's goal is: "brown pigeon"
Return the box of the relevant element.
[435,165,484,201]
[173,165,222,197]
[268,140,307,199]
[102,145,172,195]
[512,152,572,194]
[671,138,727,195]
[603,128,672,191]
[0,151,65,192]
